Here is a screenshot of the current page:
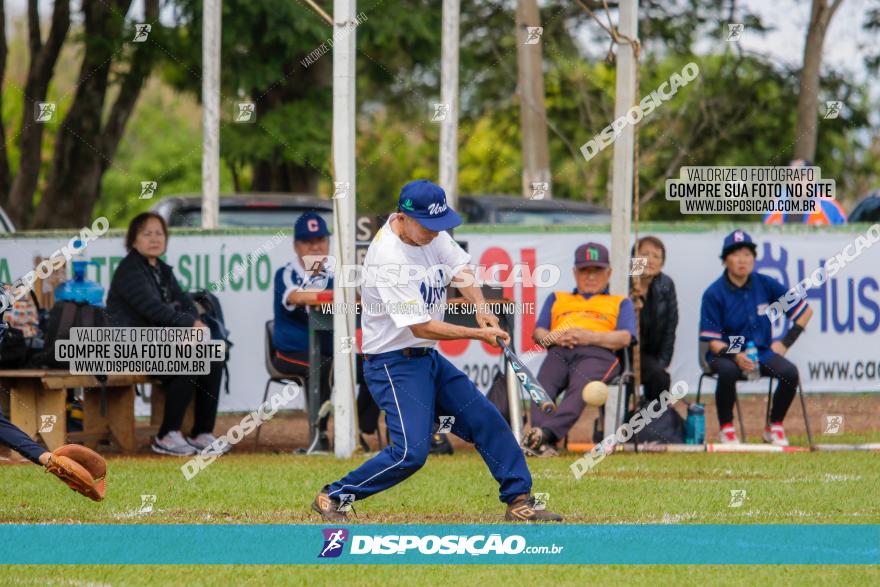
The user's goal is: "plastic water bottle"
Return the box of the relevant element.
[55,260,105,306]
[745,341,760,381]
[686,403,705,445]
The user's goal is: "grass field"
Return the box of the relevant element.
[1,432,878,585]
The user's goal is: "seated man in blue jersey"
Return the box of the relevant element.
[699,229,813,446]
[273,213,380,453]
[273,212,335,451]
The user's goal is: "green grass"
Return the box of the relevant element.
[1,440,878,585]
[2,441,877,524]
[0,564,877,586]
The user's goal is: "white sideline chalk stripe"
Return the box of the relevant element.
[706,443,808,453]
[329,363,409,497]
[813,443,880,451]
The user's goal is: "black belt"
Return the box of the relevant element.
[364,347,434,361]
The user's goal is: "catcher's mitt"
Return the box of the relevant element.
[44,444,106,501]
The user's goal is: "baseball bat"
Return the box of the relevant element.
[496,336,556,414]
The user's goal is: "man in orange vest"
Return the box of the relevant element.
[521,243,637,457]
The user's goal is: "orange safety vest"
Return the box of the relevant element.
[764,199,848,225]
[549,291,625,333]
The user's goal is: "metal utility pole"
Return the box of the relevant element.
[332,0,358,458]
[515,0,551,199]
[439,0,461,206]
[609,0,637,296]
[201,0,221,229]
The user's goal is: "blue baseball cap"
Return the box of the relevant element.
[720,229,757,259]
[294,212,331,240]
[397,180,462,231]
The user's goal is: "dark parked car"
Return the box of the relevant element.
[150,194,332,228]
[150,192,610,230]
[849,191,880,222]
[458,194,610,226]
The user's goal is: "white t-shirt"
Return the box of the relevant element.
[360,214,471,354]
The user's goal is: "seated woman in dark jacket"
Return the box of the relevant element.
[106,212,227,457]
[630,236,678,403]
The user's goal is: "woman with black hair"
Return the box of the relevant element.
[631,236,678,403]
[106,212,227,457]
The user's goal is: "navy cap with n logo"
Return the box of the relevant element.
[397,180,462,231]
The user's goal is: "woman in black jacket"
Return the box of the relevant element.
[106,212,227,457]
[631,236,679,403]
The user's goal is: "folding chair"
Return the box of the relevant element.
[696,340,813,447]
[254,320,307,449]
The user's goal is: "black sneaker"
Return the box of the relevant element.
[429,433,454,455]
[505,494,563,522]
[521,428,559,457]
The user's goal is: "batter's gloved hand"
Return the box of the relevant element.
[44,444,106,502]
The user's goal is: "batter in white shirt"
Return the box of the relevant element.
[311,179,563,523]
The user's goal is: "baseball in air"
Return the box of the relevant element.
[582,381,609,407]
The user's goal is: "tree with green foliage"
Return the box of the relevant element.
[1,0,162,229]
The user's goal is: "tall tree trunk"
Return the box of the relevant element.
[7,0,70,227]
[249,52,330,194]
[515,0,551,199]
[35,0,158,228]
[794,0,844,162]
[0,1,12,207]
[251,158,319,193]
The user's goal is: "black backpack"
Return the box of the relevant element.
[486,369,527,429]
[39,300,109,369]
[0,288,45,368]
[190,290,232,394]
[0,323,28,368]
[630,403,686,444]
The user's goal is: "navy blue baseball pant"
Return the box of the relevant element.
[0,408,47,464]
[327,348,531,504]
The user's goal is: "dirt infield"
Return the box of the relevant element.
[2,392,870,460]
[211,392,878,454]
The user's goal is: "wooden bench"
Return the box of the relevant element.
[0,370,197,454]
[0,370,147,452]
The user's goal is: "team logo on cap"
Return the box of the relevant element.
[401,198,415,211]
[587,247,599,261]
[427,201,448,216]
[307,219,320,232]
[734,231,744,242]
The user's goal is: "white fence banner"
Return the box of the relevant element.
[2,225,878,412]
